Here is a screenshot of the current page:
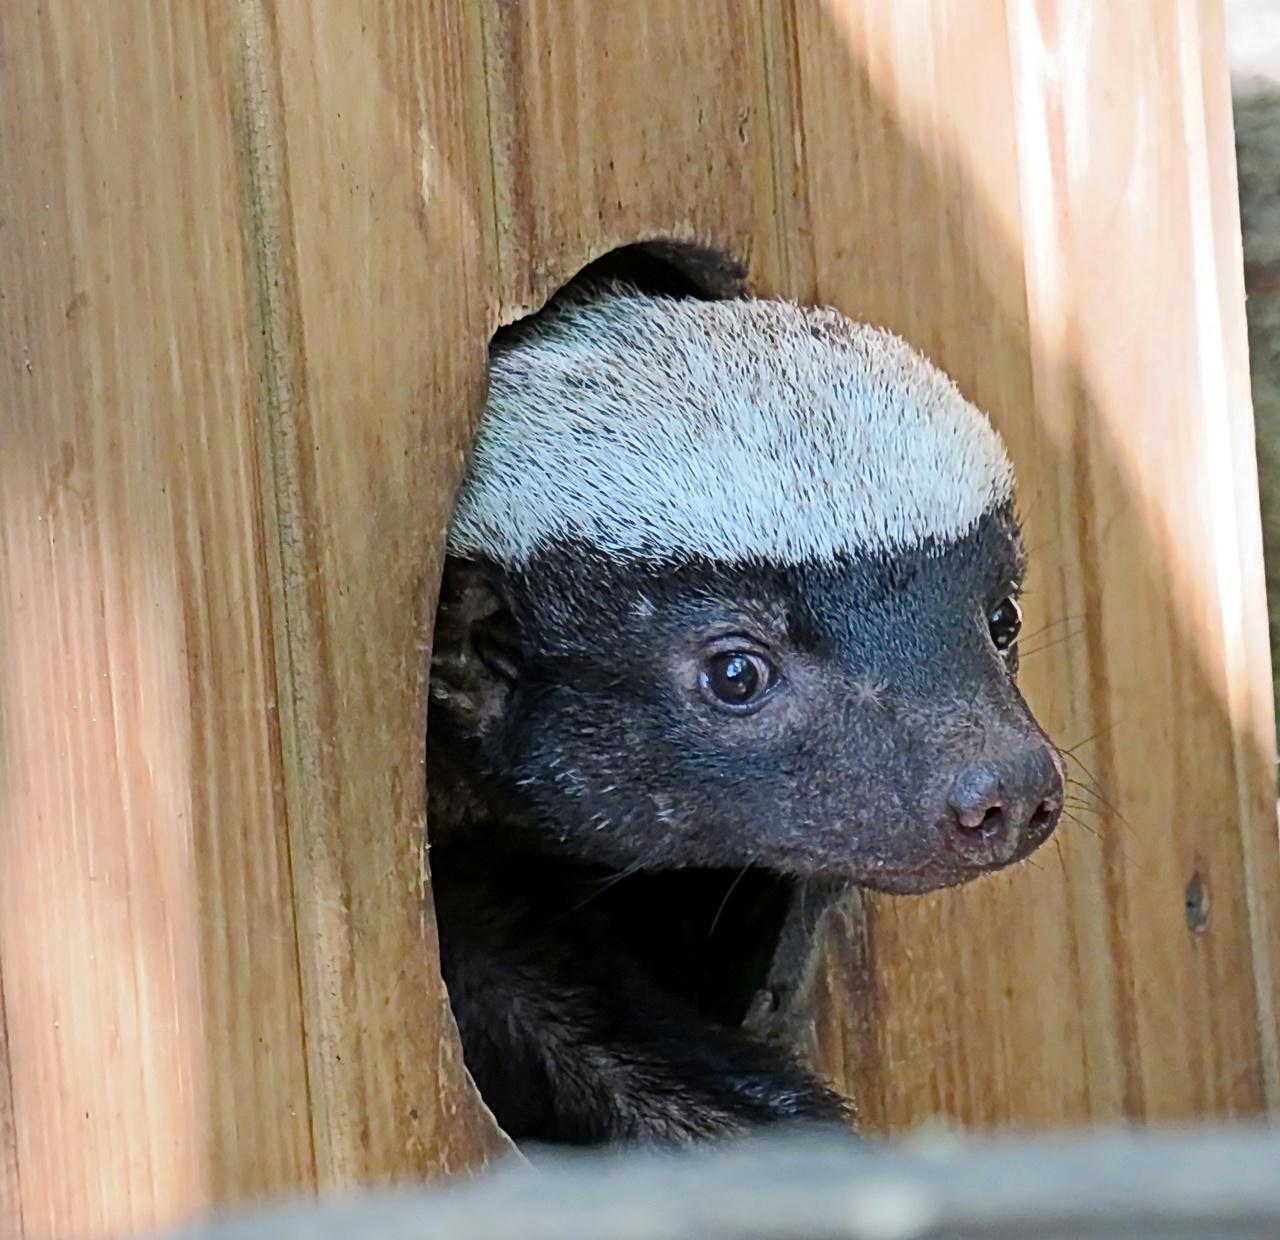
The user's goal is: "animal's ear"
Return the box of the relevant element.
[429,557,521,736]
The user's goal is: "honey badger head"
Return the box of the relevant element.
[430,286,1063,894]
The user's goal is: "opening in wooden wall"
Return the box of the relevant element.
[425,243,844,1147]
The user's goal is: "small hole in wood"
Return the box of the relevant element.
[1185,871,1210,935]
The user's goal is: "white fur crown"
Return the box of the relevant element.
[447,287,1014,567]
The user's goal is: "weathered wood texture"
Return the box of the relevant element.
[0,2,507,1237]
[0,1,1274,1238]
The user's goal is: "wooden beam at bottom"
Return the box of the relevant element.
[165,1126,1280,1240]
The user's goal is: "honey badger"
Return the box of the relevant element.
[427,285,1064,1146]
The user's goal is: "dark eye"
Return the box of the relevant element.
[988,596,1022,651]
[701,651,777,711]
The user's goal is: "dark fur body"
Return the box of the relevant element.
[432,846,847,1144]
[429,506,1061,1144]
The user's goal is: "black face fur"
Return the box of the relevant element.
[430,502,1063,895]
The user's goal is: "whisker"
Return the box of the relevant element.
[1063,719,1123,757]
[1064,750,1112,799]
[1061,808,1101,840]
[1065,770,1136,835]
[707,856,758,944]
[1063,797,1103,816]
[1061,809,1141,870]
[1019,614,1084,645]
[557,855,656,919]
[1063,792,1129,835]
[1019,624,1086,659]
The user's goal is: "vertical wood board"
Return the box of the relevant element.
[0,4,318,1233]
[239,0,509,1186]
[0,0,507,1234]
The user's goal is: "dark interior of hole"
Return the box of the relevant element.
[580,866,797,1028]
[437,241,800,1053]
[566,239,748,302]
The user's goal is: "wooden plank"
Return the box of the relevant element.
[0,963,23,1239]
[762,0,1280,1128]
[479,0,1279,1134]
[0,2,326,1231]
[0,3,318,1233]
[234,0,508,1188]
[161,1126,1280,1240]
[479,0,782,318]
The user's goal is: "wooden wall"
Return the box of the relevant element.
[0,1,1275,1236]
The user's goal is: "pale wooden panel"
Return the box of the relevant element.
[480,0,783,318]
[237,0,508,1186]
[1184,0,1280,1105]
[765,0,1280,1128]
[0,969,21,1238]
[0,0,506,1230]
[0,3,317,1234]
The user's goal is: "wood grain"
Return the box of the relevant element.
[0,964,22,1239]
[479,0,782,320]
[233,0,509,1186]
[0,4,314,1233]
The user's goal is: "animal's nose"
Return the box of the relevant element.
[947,747,1062,867]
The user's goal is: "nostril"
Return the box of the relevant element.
[947,753,1061,865]
[963,804,1006,835]
[1030,800,1056,832]
[948,761,1004,832]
